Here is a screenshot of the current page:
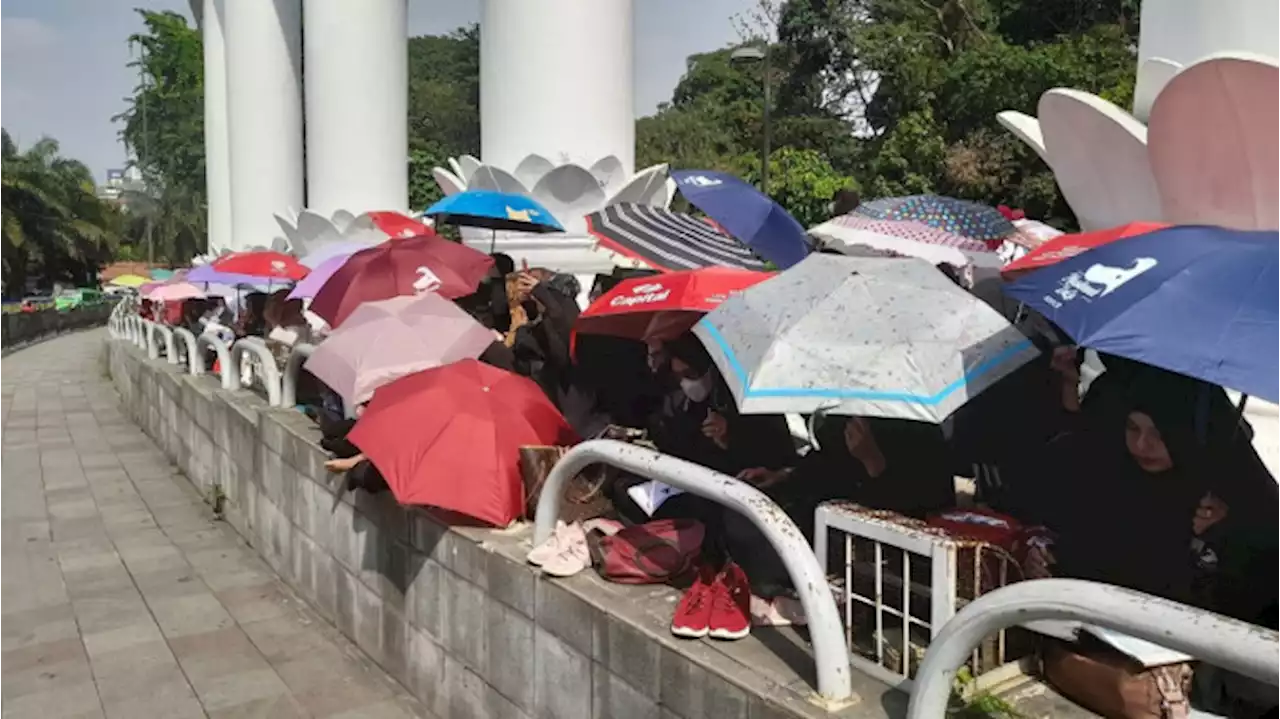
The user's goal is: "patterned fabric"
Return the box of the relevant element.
[586,203,768,272]
[853,195,1017,243]
[827,215,992,253]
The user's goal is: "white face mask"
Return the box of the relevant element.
[680,376,711,403]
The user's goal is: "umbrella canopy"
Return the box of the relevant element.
[1004,225,1279,401]
[808,216,974,267]
[347,359,578,526]
[108,274,150,288]
[210,251,309,281]
[575,267,773,344]
[424,189,565,233]
[672,170,811,269]
[303,293,496,406]
[309,232,494,327]
[147,282,206,303]
[854,195,1016,243]
[586,203,769,272]
[149,268,176,281]
[692,254,1040,422]
[186,264,279,290]
[298,240,379,269]
[1001,222,1170,279]
[287,254,348,300]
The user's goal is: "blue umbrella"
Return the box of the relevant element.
[671,170,811,269]
[1004,225,1278,401]
[424,190,564,234]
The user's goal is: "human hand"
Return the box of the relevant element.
[1193,493,1229,535]
[324,456,359,473]
[514,272,539,299]
[1023,537,1056,579]
[843,417,871,455]
[702,410,729,449]
[1050,345,1081,383]
[737,467,788,489]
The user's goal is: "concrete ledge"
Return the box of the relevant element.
[106,338,917,719]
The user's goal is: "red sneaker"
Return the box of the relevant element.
[708,561,751,640]
[671,563,718,638]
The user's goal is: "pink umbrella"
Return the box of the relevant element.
[302,292,495,406]
[147,282,207,302]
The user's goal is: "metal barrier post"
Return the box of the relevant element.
[194,335,238,390]
[148,323,174,361]
[230,337,283,406]
[171,328,197,368]
[906,579,1280,718]
[532,440,856,704]
[279,343,317,407]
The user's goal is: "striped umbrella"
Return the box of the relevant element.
[585,203,768,272]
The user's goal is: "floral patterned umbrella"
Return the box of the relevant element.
[854,195,1017,243]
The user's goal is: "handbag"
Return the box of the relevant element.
[1043,637,1194,719]
[586,518,705,584]
[518,446,613,524]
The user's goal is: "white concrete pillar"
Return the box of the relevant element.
[201,0,233,254]
[223,0,304,252]
[480,0,634,175]
[303,0,408,216]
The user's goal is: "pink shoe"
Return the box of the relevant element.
[527,521,568,566]
[542,523,589,577]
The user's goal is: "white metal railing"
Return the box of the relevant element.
[230,336,282,406]
[533,440,856,705]
[812,502,1025,690]
[193,334,238,390]
[279,342,317,407]
[907,579,1280,718]
[147,322,174,361]
[170,327,198,368]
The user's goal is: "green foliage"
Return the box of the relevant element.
[406,26,479,210]
[114,9,207,265]
[2,130,122,295]
[748,147,856,228]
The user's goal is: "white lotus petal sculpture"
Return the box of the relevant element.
[271,208,432,258]
[1148,53,1279,229]
[998,56,1278,232]
[431,153,672,238]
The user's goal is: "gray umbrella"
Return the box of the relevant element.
[691,254,1040,423]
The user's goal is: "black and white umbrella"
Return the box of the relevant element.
[586,203,768,272]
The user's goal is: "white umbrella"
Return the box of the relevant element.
[808,219,971,268]
[692,253,1040,423]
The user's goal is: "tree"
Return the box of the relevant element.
[2,130,121,294]
[406,26,480,210]
[114,9,206,264]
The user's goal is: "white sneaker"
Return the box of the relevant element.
[527,521,567,566]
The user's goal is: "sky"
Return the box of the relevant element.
[1,0,758,183]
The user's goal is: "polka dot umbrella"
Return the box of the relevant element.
[853,195,1017,244]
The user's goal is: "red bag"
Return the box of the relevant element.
[587,519,705,584]
[927,508,1024,550]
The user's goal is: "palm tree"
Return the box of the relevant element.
[119,178,206,266]
[2,129,120,295]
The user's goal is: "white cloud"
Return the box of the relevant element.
[2,16,58,52]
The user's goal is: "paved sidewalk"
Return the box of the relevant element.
[2,330,430,718]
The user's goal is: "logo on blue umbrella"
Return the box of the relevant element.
[1041,257,1159,308]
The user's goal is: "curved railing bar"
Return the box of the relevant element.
[532,440,855,704]
[279,342,317,408]
[231,336,283,407]
[194,334,238,390]
[148,323,174,362]
[142,319,159,356]
[906,579,1280,718]
[170,327,198,368]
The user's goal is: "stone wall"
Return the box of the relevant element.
[4,303,115,351]
[105,338,898,719]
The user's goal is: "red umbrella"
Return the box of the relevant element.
[366,211,432,239]
[210,251,310,281]
[574,267,773,346]
[347,360,578,526]
[1001,222,1170,279]
[310,232,494,327]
